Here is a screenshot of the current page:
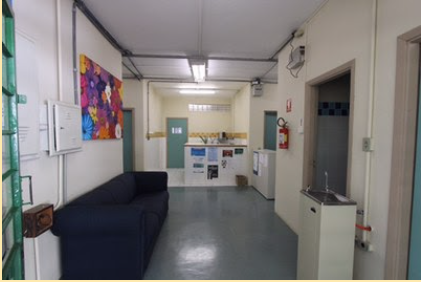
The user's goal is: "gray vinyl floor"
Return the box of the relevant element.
[143,186,298,280]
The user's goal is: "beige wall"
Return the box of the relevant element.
[149,84,164,133]
[248,83,279,178]
[248,84,279,150]
[144,82,165,170]
[274,0,421,279]
[161,96,233,133]
[232,84,250,133]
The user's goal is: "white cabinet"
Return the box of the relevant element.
[297,191,356,279]
[251,150,276,199]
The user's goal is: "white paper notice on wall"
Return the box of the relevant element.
[259,153,268,167]
[16,30,40,161]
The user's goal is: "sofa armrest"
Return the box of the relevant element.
[51,205,145,237]
[132,171,168,193]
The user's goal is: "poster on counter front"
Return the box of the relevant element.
[208,147,218,162]
[222,149,233,158]
[191,147,206,156]
[221,158,233,170]
[235,148,244,155]
[207,165,219,179]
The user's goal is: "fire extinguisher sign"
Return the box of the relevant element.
[286,98,292,112]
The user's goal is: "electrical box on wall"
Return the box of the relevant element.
[23,204,54,238]
[289,46,305,69]
[251,83,264,97]
[47,100,82,156]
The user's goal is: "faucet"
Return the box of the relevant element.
[324,171,329,192]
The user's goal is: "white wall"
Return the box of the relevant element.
[274,0,421,279]
[14,0,123,279]
[67,1,123,201]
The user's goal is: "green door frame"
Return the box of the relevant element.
[264,111,277,151]
[2,0,24,279]
[123,109,135,172]
[408,55,421,280]
[166,118,188,168]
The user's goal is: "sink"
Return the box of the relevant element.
[301,190,356,206]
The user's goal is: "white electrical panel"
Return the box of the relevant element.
[289,46,305,69]
[251,84,264,97]
[47,100,82,156]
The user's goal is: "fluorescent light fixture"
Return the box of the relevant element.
[179,89,215,95]
[191,63,206,82]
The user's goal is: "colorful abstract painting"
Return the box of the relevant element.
[80,54,123,140]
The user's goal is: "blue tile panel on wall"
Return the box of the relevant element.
[318,102,350,116]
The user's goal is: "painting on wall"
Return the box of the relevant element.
[80,54,123,140]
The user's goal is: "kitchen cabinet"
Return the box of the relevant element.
[297,190,357,279]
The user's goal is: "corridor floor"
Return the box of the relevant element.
[143,186,298,280]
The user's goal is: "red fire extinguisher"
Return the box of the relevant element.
[277,117,289,149]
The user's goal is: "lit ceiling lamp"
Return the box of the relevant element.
[190,59,206,82]
[179,89,215,95]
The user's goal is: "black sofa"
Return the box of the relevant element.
[51,171,169,280]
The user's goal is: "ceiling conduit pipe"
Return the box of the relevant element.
[361,0,378,246]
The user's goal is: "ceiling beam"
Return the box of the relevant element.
[73,0,281,82]
[125,53,277,63]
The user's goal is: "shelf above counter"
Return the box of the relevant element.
[185,143,247,147]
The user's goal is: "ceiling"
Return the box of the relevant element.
[78,0,325,97]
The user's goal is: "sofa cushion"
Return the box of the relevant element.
[99,174,137,204]
[130,191,169,224]
[69,189,115,206]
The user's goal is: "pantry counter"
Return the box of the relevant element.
[184,145,248,186]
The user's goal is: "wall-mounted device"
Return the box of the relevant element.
[47,100,82,156]
[251,79,264,97]
[289,46,305,69]
[23,204,54,238]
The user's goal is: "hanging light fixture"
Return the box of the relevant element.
[179,89,215,95]
[189,59,206,82]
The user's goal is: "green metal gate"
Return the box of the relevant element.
[2,0,24,279]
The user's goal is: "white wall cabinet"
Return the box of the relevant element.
[297,191,356,279]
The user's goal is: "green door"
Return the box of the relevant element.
[264,111,277,151]
[167,118,187,168]
[123,110,134,172]
[408,61,421,280]
[2,0,24,279]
